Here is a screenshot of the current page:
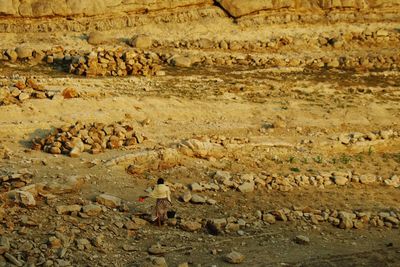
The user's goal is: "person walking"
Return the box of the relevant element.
[149,178,172,226]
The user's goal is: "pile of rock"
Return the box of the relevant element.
[163,52,400,70]
[258,207,400,230]
[181,170,399,196]
[68,49,162,77]
[0,46,46,63]
[157,29,400,52]
[203,206,399,233]
[337,129,399,145]
[2,43,400,74]
[31,121,145,157]
[0,78,53,105]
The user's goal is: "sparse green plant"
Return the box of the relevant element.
[313,155,323,164]
[355,154,364,162]
[288,156,296,164]
[290,167,300,172]
[382,153,389,162]
[339,154,351,164]
[368,146,374,156]
[300,158,308,164]
[331,158,337,164]
[272,155,283,164]
[394,153,400,163]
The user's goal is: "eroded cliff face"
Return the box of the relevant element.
[0,0,399,18]
[0,0,398,33]
[0,0,211,17]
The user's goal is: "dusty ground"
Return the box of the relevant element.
[0,14,400,267]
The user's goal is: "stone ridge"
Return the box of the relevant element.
[0,0,212,17]
[217,0,400,18]
[0,0,399,18]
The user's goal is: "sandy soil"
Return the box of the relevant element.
[0,15,399,267]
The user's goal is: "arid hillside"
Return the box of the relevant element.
[0,1,399,267]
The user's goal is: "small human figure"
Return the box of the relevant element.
[149,178,171,226]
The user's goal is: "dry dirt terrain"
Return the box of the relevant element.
[0,1,400,267]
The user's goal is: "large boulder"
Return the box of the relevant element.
[129,35,153,49]
[217,0,277,18]
[96,194,122,208]
[87,31,109,45]
[15,46,33,59]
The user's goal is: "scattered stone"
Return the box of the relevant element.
[5,49,18,62]
[171,56,192,68]
[339,134,351,144]
[339,211,356,229]
[207,198,217,205]
[82,204,102,216]
[48,236,62,249]
[271,210,287,221]
[384,175,399,187]
[384,216,399,225]
[190,194,206,204]
[92,235,104,248]
[56,204,82,214]
[180,221,202,232]
[238,181,255,193]
[62,88,79,99]
[214,170,231,181]
[76,239,91,250]
[15,46,33,59]
[359,174,376,184]
[225,223,240,232]
[146,256,168,267]
[126,217,148,230]
[224,251,245,264]
[0,237,10,254]
[294,235,310,245]
[190,182,203,192]
[96,194,122,208]
[8,190,36,206]
[122,244,137,251]
[4,253,23,266]
[45,175,85,194]
[180,190,192,202]
[333,176,348,186]
[148,244,167,255]
[262,213,276,224]
[18,92,30,101]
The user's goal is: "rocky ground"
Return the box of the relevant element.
[1,1,400,267]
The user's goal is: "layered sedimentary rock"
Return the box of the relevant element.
[217,0,400,17]
[0,0,399,18]
[0,0,212,17]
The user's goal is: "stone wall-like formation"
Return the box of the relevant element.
[0,0,399,18]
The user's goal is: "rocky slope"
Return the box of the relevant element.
[0,0,400,265]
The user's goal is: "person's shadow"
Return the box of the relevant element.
[19,127,54,149]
